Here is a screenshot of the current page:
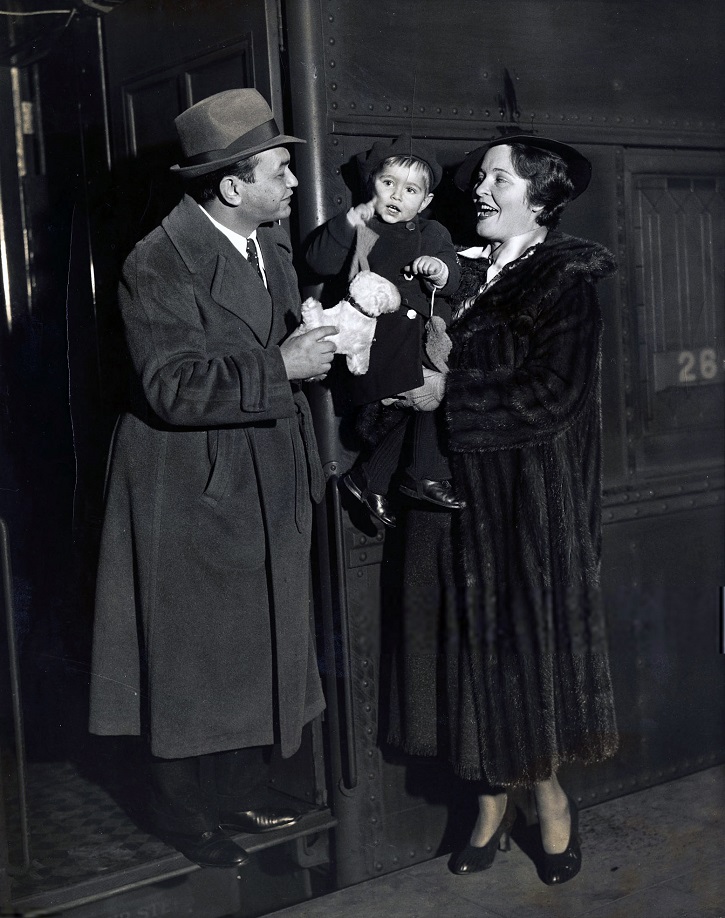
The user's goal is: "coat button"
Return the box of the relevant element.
[405,221,416,231]
[406,309,417,319]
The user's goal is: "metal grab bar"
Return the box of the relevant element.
[314,471,359,794]
[328,475,358,792]
[0,516,30,871]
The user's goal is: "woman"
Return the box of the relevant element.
[388,135,618,884]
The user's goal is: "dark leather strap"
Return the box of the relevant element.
[343,292,376,318]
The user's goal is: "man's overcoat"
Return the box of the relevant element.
[89,195,326,759]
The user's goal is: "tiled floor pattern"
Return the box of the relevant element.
[5,760,172,902]
[273,766,724,918]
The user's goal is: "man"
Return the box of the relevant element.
[88,89,336,868]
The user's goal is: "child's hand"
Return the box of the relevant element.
[346,201,376,228]
[404,256,449,288]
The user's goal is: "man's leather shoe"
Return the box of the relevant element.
[341,468,396,527]
[399,477,466,510]
[165,827,249,868]
[220,807,301,834]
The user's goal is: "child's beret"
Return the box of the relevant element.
[356,134,443,190]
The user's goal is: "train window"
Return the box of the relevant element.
[624,150,724,474]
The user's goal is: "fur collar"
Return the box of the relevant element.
[450,232,616,338]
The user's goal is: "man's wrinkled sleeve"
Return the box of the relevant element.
[120,244,295,428]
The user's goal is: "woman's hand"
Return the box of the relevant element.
[387,368,447,411]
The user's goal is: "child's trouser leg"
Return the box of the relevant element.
[361,411,409,494]
[407,410,450,481]
[399,410,465,510]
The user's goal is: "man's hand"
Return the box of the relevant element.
[404,255,449,288]
[346,201,376,228]
[281,325,338,381]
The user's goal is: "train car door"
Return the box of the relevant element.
[95,0,335,876]
[3,2,335,916]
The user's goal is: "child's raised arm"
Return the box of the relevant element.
[346,201,376,227]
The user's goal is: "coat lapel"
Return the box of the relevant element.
[162,195,273,345]
[209,249,273,345]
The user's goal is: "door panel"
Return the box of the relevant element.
[95,0,329,821]
[102,0,278,247]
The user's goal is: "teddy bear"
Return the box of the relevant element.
[299,268,401,376]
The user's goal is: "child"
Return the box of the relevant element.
[306,135,463,527]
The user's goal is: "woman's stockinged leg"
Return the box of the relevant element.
[533,773,571,854]
[449,790,515,874]
[533,772,582,885]
[470,791,509,847]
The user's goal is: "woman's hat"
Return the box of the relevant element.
[170,89,305,179]
[356,134,443,190]
[453,134,592,198]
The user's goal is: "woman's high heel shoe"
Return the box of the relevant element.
[540,794,582,885]
[450,798,517,875]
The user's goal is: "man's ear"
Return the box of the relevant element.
[417,192,434,214]
[218,175,242,206]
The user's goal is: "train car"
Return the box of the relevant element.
[0,1,722,915]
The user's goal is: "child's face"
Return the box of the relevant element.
[371,162,433,224]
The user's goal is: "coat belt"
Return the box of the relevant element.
[292,390,325,530]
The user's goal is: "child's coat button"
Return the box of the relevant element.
[406,309,417,319]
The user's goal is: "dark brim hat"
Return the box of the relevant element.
[171,89,305,179]
[356,134,443,190]
[453,134,592,198]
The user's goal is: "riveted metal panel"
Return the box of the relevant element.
[284,0,725,892]
[562,504,725,806]
[318,0,724,146]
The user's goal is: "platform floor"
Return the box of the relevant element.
[273,766,725,918]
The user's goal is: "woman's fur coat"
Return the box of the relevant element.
[388,232,620,786]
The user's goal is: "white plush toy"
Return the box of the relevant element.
[300,269,400,375]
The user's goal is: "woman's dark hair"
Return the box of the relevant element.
[507,144,575,228]
[184,154,260,204]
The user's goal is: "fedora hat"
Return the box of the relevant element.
[454,134,592,198]
[171,89,305,179]
[357,134,443,190]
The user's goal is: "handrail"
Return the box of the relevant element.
[328,475,359,792]
[313,470,359,795]
[0,516,30,871]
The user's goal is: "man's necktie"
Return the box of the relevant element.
[246,237,265,285]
